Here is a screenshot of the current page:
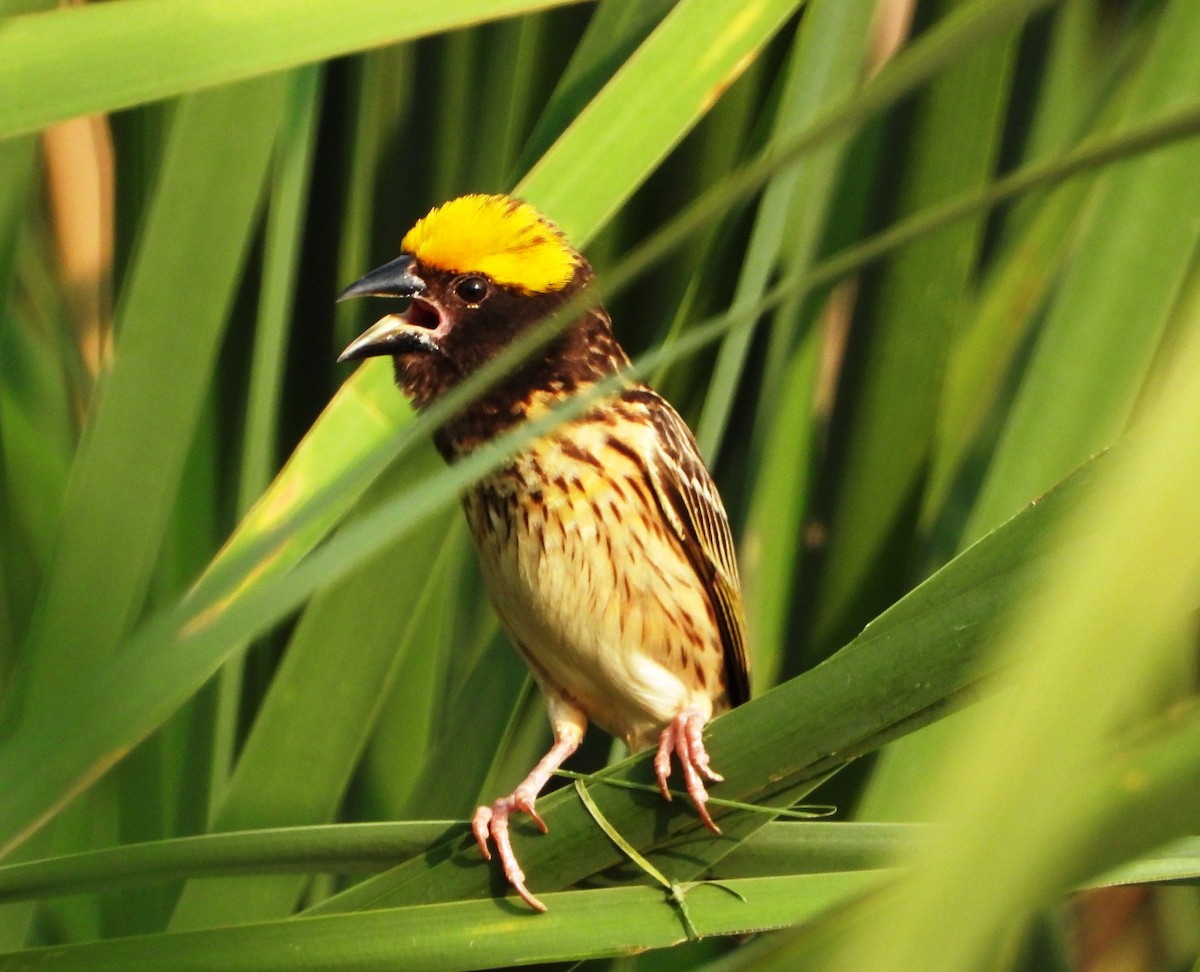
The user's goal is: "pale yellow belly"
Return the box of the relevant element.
[464,423,724,749]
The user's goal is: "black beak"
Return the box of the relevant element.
[337,254,427,302]
[337,255,440,364]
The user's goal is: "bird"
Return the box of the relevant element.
[337,193,749,912]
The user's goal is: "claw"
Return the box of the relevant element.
[655,709,724,834]
[472,797,548,912]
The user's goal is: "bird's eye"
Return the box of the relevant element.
[455,275,489,305]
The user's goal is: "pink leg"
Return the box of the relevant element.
[472,721,584,912]
[654,708,724,833]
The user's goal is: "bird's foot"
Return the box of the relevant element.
[654,708,724,833]
[472,789,548,912]
[472,719,584,913]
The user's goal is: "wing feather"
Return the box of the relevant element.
[625,388,751,707]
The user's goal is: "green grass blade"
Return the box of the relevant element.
[240,66,324,514]
[331,45,415,355]
[707,0,877,688]
[517,0,805,241]
[168,474,450,929]
[0,819,921,902]
[13,76,289,722]
[1091,837,1200,889]
[204,64,325,814]
[473,15,549,191]
[399,633,535,819]
[919,178,1091,535]
[828,218,1200,972]
[0,823,459,904]
[696,0,874,460]
[360,527,506,820]
[0,874,883,971]
[0,137,66,653]
[963,0,1200,541]
[711,821,921,879]
[0,0,592,140]
[808,0,1021,655]
[513,0,675,176]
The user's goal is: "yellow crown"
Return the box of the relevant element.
[401,194,581,295]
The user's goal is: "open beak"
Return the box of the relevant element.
[337,255,441,363]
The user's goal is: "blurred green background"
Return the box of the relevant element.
[2,0,1200,968]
